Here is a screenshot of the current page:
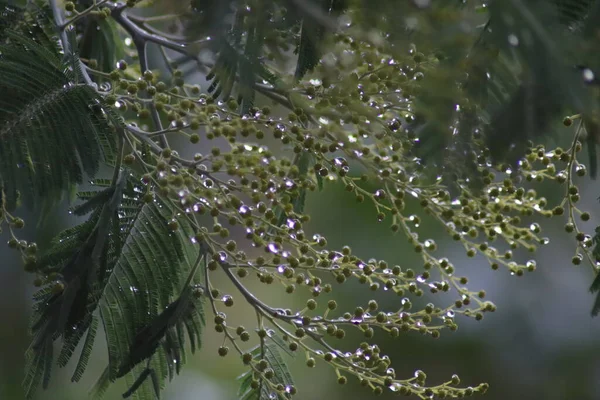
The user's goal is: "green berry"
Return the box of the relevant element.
[581,212,590,221]
[168,219,179,231]
[217,346,229,357]
[123,154,136,165]
[242,353,252,364]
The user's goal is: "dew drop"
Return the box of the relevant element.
[239,205,250,215]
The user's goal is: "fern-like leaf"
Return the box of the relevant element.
[24,172,128,399]
[0,29,116,210]
[482,0,595,163]
[293,0,346,80]
[71,314,98,382]
[237,332,295,400]
[116,285,205,399]
[95,193,205,399]
[589,226,600,315]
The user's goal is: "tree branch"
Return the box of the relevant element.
[49,0,94,86]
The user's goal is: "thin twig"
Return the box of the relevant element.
[124,124,234,191]
[108,3,211,59]
[58,0,112,30]
[220,262,295,321]
[127,13,186,23]
[108,2,209,148]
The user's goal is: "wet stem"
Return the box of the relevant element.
[563,120,598,272]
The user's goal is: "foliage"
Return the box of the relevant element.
[2,0,600,399]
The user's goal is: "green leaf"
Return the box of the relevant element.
[25,173,145,398]
[294,0,346,79]
[71,314,99,382]
[589,226,600,315]
[554,0,595,28]
[78,17,124,82]
[29,177,205,400]
[122,368,153,399]
[0,28,116,210]
[481,0,596,163]
[95,193,205,399]
[237,333,295,400]
[90,367,111,400]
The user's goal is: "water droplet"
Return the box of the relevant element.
[576,164,587,174]
[507,34,519,46]
[333,157,347,167]
[529,223,540,232]
[583,68,595,82]
[239,205,250,216]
